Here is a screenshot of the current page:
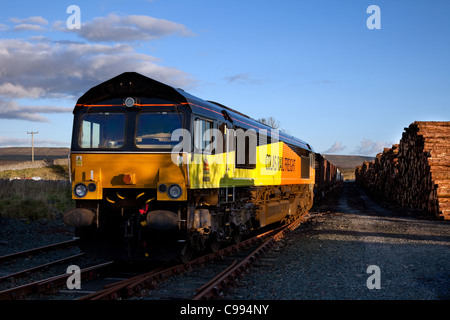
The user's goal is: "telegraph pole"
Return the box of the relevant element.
[27,131,38,162]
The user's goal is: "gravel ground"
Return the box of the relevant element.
[0,217,109,299]
[224,182,450,300]
[0,217,75,257]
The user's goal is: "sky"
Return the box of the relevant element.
[0,0,448,156]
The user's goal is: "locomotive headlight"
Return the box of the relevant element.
[167,184,182,199]
[74,183,88,198]
[124,97,135,108]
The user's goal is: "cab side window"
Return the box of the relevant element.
[194,117,214,153]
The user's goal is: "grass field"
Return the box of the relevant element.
[0,164,69,180]
[0,179,74,220]
[0,147,73,220]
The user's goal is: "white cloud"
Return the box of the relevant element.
[0,38,194,100]
[0,83,46,99]
[0,13,196,131]
[323,141,346,154]
[10,16,49,25]
[62,13,194,42]
[13,24,46,32]
[353,139,394,156]
[0,99,72,123]
[9,16,48,32]
[224,73,264,85]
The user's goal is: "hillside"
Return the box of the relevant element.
[323,154,375,181]
[323,154,375,168]
[0,147,70,165]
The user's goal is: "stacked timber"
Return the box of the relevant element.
[355,121,450,220]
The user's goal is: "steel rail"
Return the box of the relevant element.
[76,265,166,300]
[79,224,283,300]
[192,214,309,300]
[0,261,113,300]
[0,253,85,284]
[0,239,79,264]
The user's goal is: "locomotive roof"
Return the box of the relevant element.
[75,72,313,152]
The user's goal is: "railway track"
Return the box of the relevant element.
[0,239,78,263]
[0,213,309,300]
[0,239,112,300]
[0,261,114,300]
[193,214,307,300]
[79,214,309,300]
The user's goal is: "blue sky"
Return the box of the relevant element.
[0,0,448,155]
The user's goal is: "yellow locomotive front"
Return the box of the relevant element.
[64,74,195,261]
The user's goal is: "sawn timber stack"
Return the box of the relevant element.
[355,121,450,220]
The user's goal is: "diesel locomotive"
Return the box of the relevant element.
[64,72,316,261]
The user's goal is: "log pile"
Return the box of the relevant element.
[355,121,450,220]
